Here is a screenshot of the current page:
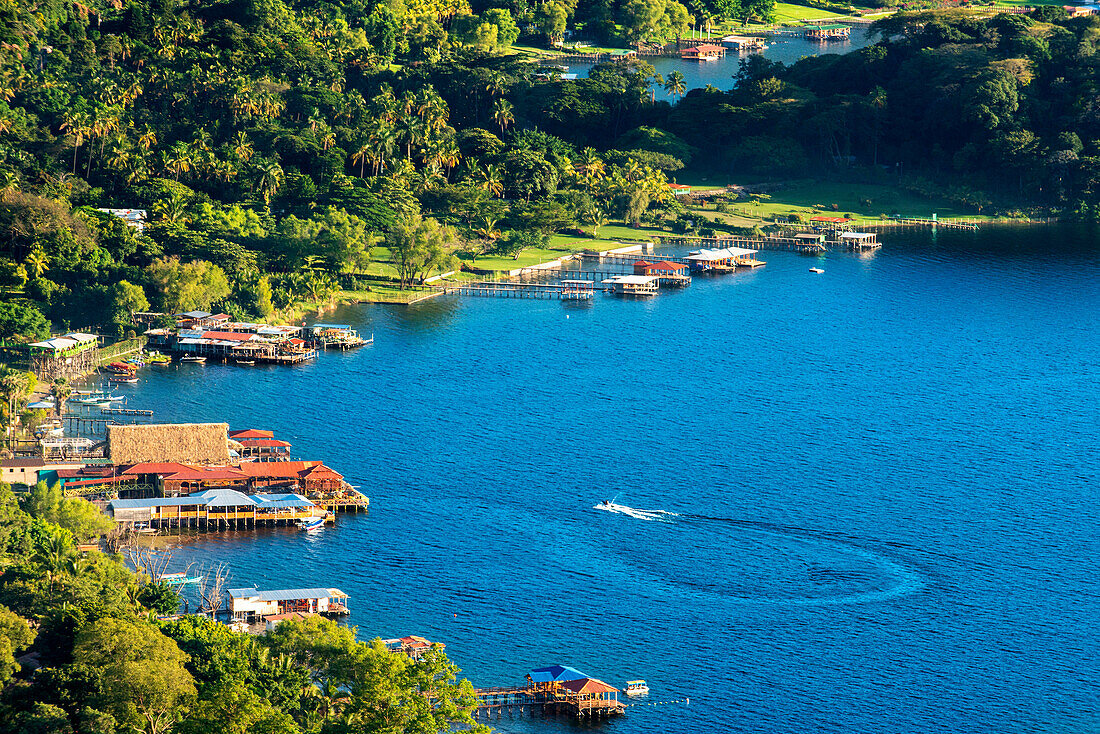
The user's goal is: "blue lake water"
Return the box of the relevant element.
[103,224,1100,733]
[568,27,873,98]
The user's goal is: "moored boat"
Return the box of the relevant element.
[625,680,649,696]
[297,516,325,531]
[180,356,206,363]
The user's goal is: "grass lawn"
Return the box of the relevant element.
[772,2,850,22]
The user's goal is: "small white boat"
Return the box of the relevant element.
[180,356,206,363]
[809,267,825,273]
[297,516,326,531]
[157,572,203,586]
[235,359,255,365]
[625,680,649,696]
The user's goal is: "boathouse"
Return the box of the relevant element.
[681,44,725,60]
[685,246,760,271]
[633,260,691,287]
[602,275,659,296]
[721,34,765,50]
[106,489,327,528]
[227,587,349,621]
[838,231,880,249]
[805,24,850,40]
[528,665,590,689]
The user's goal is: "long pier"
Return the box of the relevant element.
[473,686,625,720]
[442,281,595,299]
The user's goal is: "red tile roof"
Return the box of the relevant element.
[121,462,194,476]
[163,466,248,482]
[809,216,852,223]
[229,429,275,439]
[201,331,256,341]
[560,678,619,694]
[237,438,291,447]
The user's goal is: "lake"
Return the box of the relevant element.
[109,223,1100,734]
[568,27,874,98]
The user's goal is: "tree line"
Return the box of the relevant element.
[0,480,486,734]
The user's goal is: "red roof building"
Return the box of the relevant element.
[634,260,688,276]
[201,331,256,342]
[229,429,275,439]
[809,216,852,223]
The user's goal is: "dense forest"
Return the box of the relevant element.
[0,481,485,734]
[0,0,1097,342]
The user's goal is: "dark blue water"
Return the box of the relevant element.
[108,225,1100,734]
[569,27,873,98]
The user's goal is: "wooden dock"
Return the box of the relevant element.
[441,281,595,299]
[473,686,625,720]
[100,407,154,416]
[658,234,828,253]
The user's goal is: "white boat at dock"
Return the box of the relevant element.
[180,356,206,363]
[297,516,326,531]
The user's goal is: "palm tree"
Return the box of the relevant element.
[152,192,191,224]
[60,111,93,174]
[475,164,504,198]
[491,98,515,136]
[164,143,194,180]
[51,379,72,419]
[664,71,687,101]
[351,143,371,178]
[25,247,49,279]
[232,131,254,164]
[255,160,284,205]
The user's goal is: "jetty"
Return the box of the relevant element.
[441,281,594,299]
[474,666,625,721]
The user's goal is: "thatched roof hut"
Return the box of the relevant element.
[107,423,230,466]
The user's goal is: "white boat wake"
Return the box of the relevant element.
[593,502,679,523]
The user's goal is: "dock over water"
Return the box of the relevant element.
[474,665,626,721]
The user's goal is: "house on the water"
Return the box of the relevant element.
[632,260,691,287]
[681,44,725,61]
[805,24,851,40]
[106,488,329,529]
[686,247,762,272]
[227,587,350,622]
[601,275,659,296]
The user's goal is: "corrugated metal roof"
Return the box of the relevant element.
[529,665,589,683]
[109,497,206,509]
[257,588,336,601]
[190,488,258,507]
[228,587,336,601]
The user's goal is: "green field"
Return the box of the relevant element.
[688,180,992,224]
[772,2,850,22]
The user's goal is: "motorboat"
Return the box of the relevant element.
[625,680,649,696]
[235,359,256,365]
[157,572,203,586]
[180,356,206,363]
[108,377,138,384]
[809,267,825,273]
[297,516,326,531]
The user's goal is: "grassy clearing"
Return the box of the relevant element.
[772,2,850,22]
[684,180,993,225]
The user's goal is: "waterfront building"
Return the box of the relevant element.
[602,275,660,296]
[805,24,851,40]
[686,247,761,271]
[228,587,349,621]
[106,488,328,528]
[681,44,726,60]
[632,260,691,286]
